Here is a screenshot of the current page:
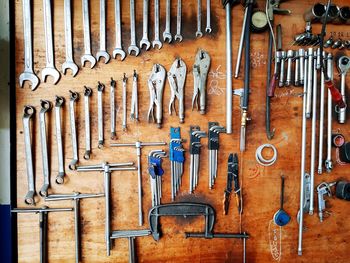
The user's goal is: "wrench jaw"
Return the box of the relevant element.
[152,40,163,50]
[174,34,183,42]
[81,54,97,69]
[196,31,203,38]
[128,45,140,56]
[140,39,151,51]
[205,27,212,34]
[62,61,79,77]
[96,51,111,64]
[42,67,61,85]
[163,32,172,43]
[24,191,36,206]
[112,48,126,61]
[19,72,40,91]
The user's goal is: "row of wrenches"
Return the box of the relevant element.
[19,0,212,90]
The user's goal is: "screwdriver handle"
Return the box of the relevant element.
[325,79,346,109]
[267,73,278,97]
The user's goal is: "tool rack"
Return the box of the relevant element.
[12,0,350,262]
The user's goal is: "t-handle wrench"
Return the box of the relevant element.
[81,0,97,68]
[19,0,40,90]
[174,0,183,42]
[152,0,163,49]
[128,0,140,56]
[62,0,79,77]
[113,0,126,60]
[140,0,151,50]
[337,56,350,124]
[163,0,172,43]
[42,0,60,84]
[96,0,111,63]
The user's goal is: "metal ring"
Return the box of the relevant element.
[255,144,278,166]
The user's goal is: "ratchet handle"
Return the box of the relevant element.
[268,73,278,98]
[325,79,346,109]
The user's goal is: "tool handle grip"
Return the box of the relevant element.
[325,79,346,108]
[267,73,278,97]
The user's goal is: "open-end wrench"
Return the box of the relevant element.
[152,0,163,49]
[96,0,110,63]
[69,91,79,170]
[54,96,66,184]
[83,87,92,160]
[174,0,183,42]
[128,0,140,56]
[19,0,40,90]
[122,74,128,130]
[97,82,105,148]
[62,0,79,77]
[205,0,211,33]
[113,0,126,60]
[196,0,203,38]
[337,56,350,124]
[110,78,117,139]
[81,0,97,68]
[39,100,52,197]
[23,105,36,205]
[42,0,60,84]
[140,0,151,50]
[163,0,172,43]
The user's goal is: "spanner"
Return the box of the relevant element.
[19,0,40,90]
[62,0,79,77]
[69,91,79,170]
[152,0,163,49]
[96,0,110,63]
[337,56,350,124]
[42,0,60,84]
[39,100,52,197]
[122,74,128,130]
[113,0,126,60]
[97,82,105,148]
[140,0,151,50]
[128,0,140,56]
[131,70,139,121]
[83,86,92,160]
[54,96,66,184]
[196,0,203,38]
[23,105,36,205]
[205,0,211,33]
[81,0,97,68]
[110,78,117,139]
[174,0,183,42]
[325,53,333,173]
[163,0,172,43]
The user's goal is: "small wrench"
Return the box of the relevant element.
[83,86,92,160]
[337,56,350,124]
[23,105,36,205]
[110,78,117,139]
[140,0,151,50]
[42,0,60,84]
[113,0,126,60]
[152,0,163,49]
[69,91,79,170]
[19,0,40,90]
[62,0,79,77]
[174,0,183,42]
[196,0,203,38]
[131,70,139,121]
[128,0,140,56]
[54,96,66,184]
[39,100,52,197]
[122,74,128,130]
[97,82,105,148]
[96,0,111,63]
[163,0,172,43]
[205,0,211,33]
[81,0,97,68]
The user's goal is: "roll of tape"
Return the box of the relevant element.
[255,144,277,166]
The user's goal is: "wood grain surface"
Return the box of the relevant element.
[14,0,350,262]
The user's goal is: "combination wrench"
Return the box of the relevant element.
[81,0,97,68]
[337,56,350,124]
[54,96,66,184]
[128,0,140,56]
[23,105,36,205]
[205,0,211,33]
[196,0,203,38]
[110,78,117,139]
[62,0,79,77]
[42,0,60,84]
[174,0,183,42]
[19,0,40,90]
[113,0,126,60]
[96,0,111,63]
[163,0,172,43]
[122,74,128,130]
[69,91,79,170]
[83,86,92,160]
[39,100,52,197]
[152,0,163,49]
[140,0,151,50]
[97,82,105,148]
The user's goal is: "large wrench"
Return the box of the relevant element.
[205,0,211,33]
[196,0,203,38]
[54,96,66,184]
[69,91,79,170]
[152,0,162,49]
[337,56,350,124]
[140,0,151,50]
[83,87,92,160]
[174,0,183,42]
[23,106,36,205]
[96,0,111,63]
[113,0,126,60]
[19,0,40,90]
[62,0,79,77]
[110,78,117,139]
[163,0,172,43]
[128,0,140,56]
[42,0,60,84]
[97,82,105,148]
[39,100,52,197]
[81,0,97,68]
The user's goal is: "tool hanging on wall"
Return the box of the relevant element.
[223,153,241,215]
[148,150,167,207]
[163,0,172,42]
[54,96,66,184]
[96,0,110,63]
[336,56,350,124]
[317,181,336,222]
[175,0,183,42]
[81,0,96,68]
[131,70,139,121]
[97,82,105,148]
[325,53,334,173]
[317,51,326,175]
[273,175,291,226]
[110,78,117,139]
[122,74,128,131]
[83,86,92,160]
[140,0,151,50]
[113,0,126,60]
[69,91,79,170]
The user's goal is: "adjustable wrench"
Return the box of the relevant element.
[131,70,139,121]
[54,96,66,184]
[205,0,211,33]
[81,0,97,68]
[96,0,111,63]
[69,91,79,170]
[122,74,128,130]
[97,82,105,148]
[174,0,183,42]
[19,0,40,90]
[110,78,117,139]
[23,106,36,205]
[163,0,172,43]
[337,56,350,124]
[83,86,92,160]
[128,0,140,56]
[196,0,203,38]
[39,100,52,197]
[152,0,162,49]
[42,0,60,84]
[62,0,79,77]
[140,0,151,50]
[113,0,126,60]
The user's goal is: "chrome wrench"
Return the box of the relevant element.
[81,0,97,68]
[325,53,333,173]
[96,0,111,63]
[131,70,139,121]
[83,86,92,160]
[140,0,151,50]
[97,82,105,148]
[42,0,60,84]
[122,74,128,130]
[128,0,140,56]
[110,78,117,139]
[317,52,326,175]
[174,0,183,42]
[196,0,203,38]
[113,0,126,60]
[152,0,162,49]
[54,96,66,184]
[205,0,211,33]
[69,91,79,170]
[163,0,172,43]
[337,56,350,124]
